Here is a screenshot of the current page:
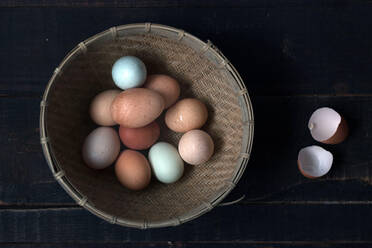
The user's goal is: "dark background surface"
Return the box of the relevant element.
[1,0,372,247]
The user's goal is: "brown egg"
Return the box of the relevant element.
[165,98,208,132]
[178,129,214,165]
[111,88,165,128]
[115,150,151,191]
[119,121,160,150]
[89,89,121,126]
[144,74,180,108]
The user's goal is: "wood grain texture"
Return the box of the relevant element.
[1,5,372,96]
[3,243,372,248]
[1,96,372,206]
[1,204,372,242]
[2,1,372,245]
[0,0,364,8]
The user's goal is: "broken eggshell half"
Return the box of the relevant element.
[308,107,348,144]
[297,145,333,179]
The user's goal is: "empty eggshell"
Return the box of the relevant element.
[148,142,184,184]
[178,129,214,165]
[165,98,208,133]
[144,74,180,108]
[115,150,151,190]
[89,89,121,126]
[297,145,333,178]
[82,127,120,169]
[111,88,165,128]
[308,107,348,144]
[119,121,160,150]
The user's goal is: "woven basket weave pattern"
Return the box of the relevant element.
[40,24,254,228]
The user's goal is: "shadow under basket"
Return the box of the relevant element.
[40,23,254,229]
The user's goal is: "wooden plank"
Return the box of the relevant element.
[1,5,372,96]
[0,97,75,205]
[3,242,372,248]
[0,0,360,8]
[1,95,372,206]
[1,204,372,242]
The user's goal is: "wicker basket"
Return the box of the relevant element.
[40,23,254,229]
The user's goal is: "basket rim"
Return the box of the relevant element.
[39,22,254,229]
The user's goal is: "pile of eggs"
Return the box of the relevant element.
[297,107,349,179]
[82,56,214,190]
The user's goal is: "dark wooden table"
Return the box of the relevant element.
[2,0,372,247]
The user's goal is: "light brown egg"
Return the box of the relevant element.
[115,150,151,191]
[111,88,165,128]
[165,98,208,132]
[144,74,180,108]
[89,89,121,126]
[178,129,214,165]
[119,121,160,150]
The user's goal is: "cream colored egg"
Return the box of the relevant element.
[178,129,214,165]
[111,88,165,128]
[90,89,121,126]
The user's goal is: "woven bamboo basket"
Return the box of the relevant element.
[40,23,254,229]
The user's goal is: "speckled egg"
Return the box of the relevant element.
[148,142,184,184]
[119,121,160,150]
[82,127,120,170]
[112,56,147,90]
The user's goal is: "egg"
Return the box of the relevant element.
[308,107,348,144]
[115,150,151,190]
[111,56,147,90]
[82,127,120,169]
[119,121,160,150]
[89,89,121,126]
[298,145,333,178]
[165,98,208,132]
[148,142,184,184]
[111,88,165,128]
[144,74,180,108]
[178,130,214,165]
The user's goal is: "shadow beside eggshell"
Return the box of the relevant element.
[322,116,349,144]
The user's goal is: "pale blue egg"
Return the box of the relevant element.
[111,56,147,90]
[148,142,184,184]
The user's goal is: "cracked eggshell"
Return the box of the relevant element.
[308,107,348,144]
[89,89,121,126]
[82,127,120,170]
[297,145,333,178]
[119,121,160,150]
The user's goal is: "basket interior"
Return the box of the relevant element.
[45,31,244,224]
